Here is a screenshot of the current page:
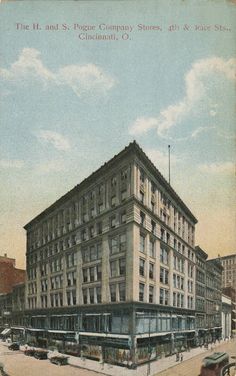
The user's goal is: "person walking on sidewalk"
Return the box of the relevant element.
[176,352,179,362]
[180,353,183,362]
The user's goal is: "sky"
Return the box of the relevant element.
[0,0,235,269]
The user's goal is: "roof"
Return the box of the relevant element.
[195,246,208,260]
[24,141,197,229]
[203,352,229,367]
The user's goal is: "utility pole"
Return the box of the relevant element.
[168,145,171,184]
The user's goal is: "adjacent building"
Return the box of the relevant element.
[219,254,236,289]
[22,141,198,367]
[0,254,25,294]
[0,254,25,335]
[205,259,222,343]
[221,294,232,339]
[195,246,207,345]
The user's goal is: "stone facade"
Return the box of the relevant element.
[14,142,200,366]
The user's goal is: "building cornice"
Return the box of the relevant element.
[24,141,197,230]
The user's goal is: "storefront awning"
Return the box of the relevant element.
[0,328,11,336]
[232,319,236,322]
[26,328,46,332]
[11,327,25,331]
[48,330,75,334]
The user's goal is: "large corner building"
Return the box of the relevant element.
[23,141,198,367]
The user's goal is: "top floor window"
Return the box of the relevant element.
[140,211,145,226]
[121,168,128,180]
[111,176,117,187]
[140,233,145,253]
[140,170,145,183]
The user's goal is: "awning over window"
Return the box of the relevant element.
[48,330,75,334]
[0,328,11,336]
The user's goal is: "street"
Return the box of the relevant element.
[0,339,235,376]
[0,342,103,376]
[154,339,236,376]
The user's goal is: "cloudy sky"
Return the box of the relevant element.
[0,0,235,268]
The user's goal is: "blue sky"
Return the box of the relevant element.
[0,0,235,268]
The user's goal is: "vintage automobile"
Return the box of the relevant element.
[34,349,48,360]
[50,355,69,366]
[8,342,20,351]
[199,352,229,376]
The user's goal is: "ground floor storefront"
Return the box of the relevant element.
[7,302,221,369]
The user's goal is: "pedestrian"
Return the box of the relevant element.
[180,353,183,362]
[176,352,179,362]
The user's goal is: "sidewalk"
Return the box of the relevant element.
[67,339,232,376]
[2,338,233,376]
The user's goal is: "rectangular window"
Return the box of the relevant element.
[140,233,145,253]
[110,237,118,254]
[89,267,95,282]
[89,288,94,304]
[110,260,117,277]
[149,285,154,303]
[119,283,126,302]
[90,245,96,261]
[110,216,116,228]
[119,258,126,276]
[83,269,88,283]
[149,263,154,279]
[140,191,144,204]
[83,289,87,304]
[140,211,145,226]
[149,240,155,258]
[96,287,101,303]
[96,264,102,281]
[159,288,164,305]
[120,234,126,251]
[97,222,102,234]
[139,258,145,276]
[151,220,156,234]
[110,284,116,302]
[139,283,144,302]
[160,248,168,264]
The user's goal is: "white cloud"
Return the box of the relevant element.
[198,161,235,175]
[0,48,116,96]
[191,125,216,139]
[57,64,115,96]
[37,130,70,151]
[129,57,236,138]
[129,117,158,135]
[0,159,24,169]
[36,160,66,173]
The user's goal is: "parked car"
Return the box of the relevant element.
[34,350,48,360]
[8,342,19,351]
[50,355,68,366]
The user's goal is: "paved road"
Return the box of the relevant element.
[1,340,235,376]
[0,343,104,376]
[154,340,236,376]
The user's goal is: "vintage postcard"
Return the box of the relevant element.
[0,1,235,375]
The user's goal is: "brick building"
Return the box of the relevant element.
[0,254,25,294]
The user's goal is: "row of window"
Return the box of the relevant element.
[138,168,195,245]
[140,231,194,265]
[138,284,194,308]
